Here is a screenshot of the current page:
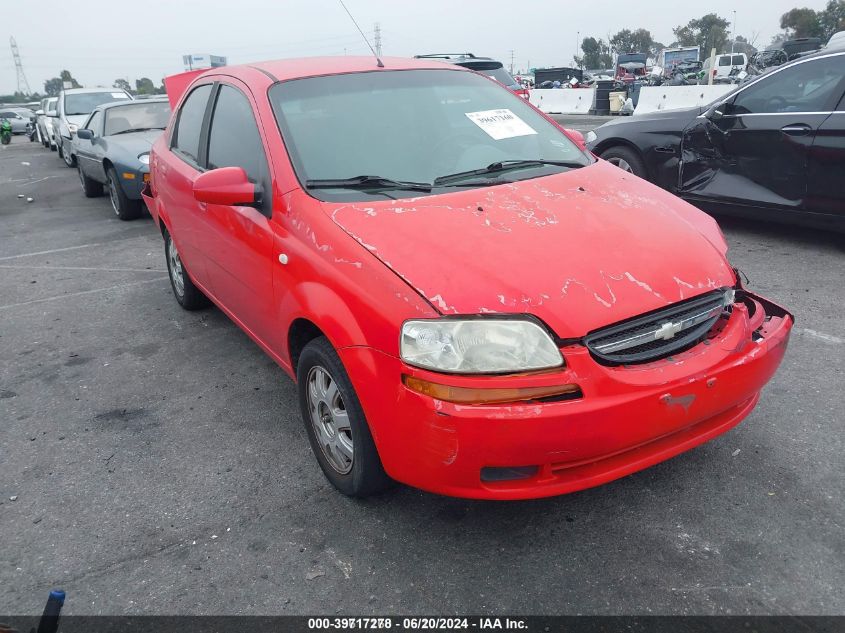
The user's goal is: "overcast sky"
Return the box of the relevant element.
[0,0,829,93]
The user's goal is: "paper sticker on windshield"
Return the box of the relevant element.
[465,109,537,140]
[111,93,129,99]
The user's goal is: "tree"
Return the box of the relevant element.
[135,77,156,95]
[673,13,731,60]
[60,70,82,89]
[575,37,613,70]
[609,28,655,55]
[113,78,132,92]
[819,0,845,39]
[44,78,63,97]
[780,7,825,38]
[732,35,758,56]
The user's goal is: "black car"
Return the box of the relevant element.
[414,53,525,93]
[586,50,845,232]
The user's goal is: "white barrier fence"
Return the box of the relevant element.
[529,88,595,114]
[633,85,734,116]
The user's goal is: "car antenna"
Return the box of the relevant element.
[337,0,384,68]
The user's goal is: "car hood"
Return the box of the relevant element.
[106,129,162,152]
[326,161,735,337]
[66,114,90,128]
[598,106,702,129]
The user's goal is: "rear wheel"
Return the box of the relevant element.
[106,166,141,220]
[601,145,647,179]
[78,165,103,198]
[297,337,392,497]
[163,230,209,310]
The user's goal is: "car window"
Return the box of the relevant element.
[172,84,213,164]
[104,102,170,136]
[718,56,731,66]
[86,111,102,133]
[732,55,745,65]
[207,85,267,183]
[64,92,130,116]
[731,55,845,114]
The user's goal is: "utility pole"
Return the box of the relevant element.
[373,22,382,57]
[509,50,515,75]
[731,11,737,54]
[10,37,32,96]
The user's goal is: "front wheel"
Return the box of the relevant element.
[106,166,141,220]
[62,141,77,167]
[297,337,392,497]
[600,145,648,179]
[163,231,209,311]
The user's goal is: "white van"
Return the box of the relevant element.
[701,53,748,82]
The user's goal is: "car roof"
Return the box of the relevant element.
[96,97,168,111]
[209,56,466,83]
[61,87,130,95]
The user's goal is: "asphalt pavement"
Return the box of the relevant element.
[1,133,843,616]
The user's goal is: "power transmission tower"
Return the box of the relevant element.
[10,37,32,95]
[373,22,382,57]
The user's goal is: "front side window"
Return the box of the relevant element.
[207,85,267,183]
[270,69,591,201]
[104,102,170,136]
[85,111,102,133]
[64,92,130,116]
[731,55,845,114]
[172,84,213,164]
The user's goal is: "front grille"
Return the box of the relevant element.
[585,288,733,365]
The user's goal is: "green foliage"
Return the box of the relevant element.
[113,78,132,92]
[576,37,613,70]
[780,1,845,41]
[609,29,655,56]
[673,13,731,59]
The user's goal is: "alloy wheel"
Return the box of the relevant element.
[167,238,185,298]
[608,157,633,173]
[108,175,120,215]
[306,365,353,475]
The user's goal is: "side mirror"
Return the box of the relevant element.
[704,103,725,121]
[563,127,587,151]
[36,109,45,116]
[76,128,94,140]
[193,166,261,208]
[47,110,57,117]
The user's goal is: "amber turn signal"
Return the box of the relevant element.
[402,375,580,405]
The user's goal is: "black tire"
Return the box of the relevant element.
[601,145,648,179]
[106,166,141,220]
[163,230,209,311]
[78,165,103,198]
[50,138,56,151]
[297,336,392,497]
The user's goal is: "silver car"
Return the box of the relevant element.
[0,108,32,134]
[36,97,58,148]
[52,88,132,167]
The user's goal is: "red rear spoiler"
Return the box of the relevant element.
[163,69,207,109]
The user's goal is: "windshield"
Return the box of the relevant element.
[269,69,590,201]
[64,92,130,116]
[104,101,171,135]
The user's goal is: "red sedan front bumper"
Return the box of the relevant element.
[339,292,792,500]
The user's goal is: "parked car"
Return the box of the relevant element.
[143,56,792,500]
[0,108,32,134]
[414,53,530,98]
[73,98,170,220]
[700,53,748,83]
[52,88,132,167]
[36,97,58,148]
[827,31,845,50]
[586,50,845,232]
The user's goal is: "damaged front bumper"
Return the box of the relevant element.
[340,291,793,500]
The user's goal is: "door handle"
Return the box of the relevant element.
[781,124,812,136]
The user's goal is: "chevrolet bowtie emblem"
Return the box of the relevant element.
[654,321,684,341]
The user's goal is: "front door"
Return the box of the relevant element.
[679,53,845,213]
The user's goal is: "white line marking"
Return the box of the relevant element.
[0,264,166,274]
[0,236,149,261]
[798,328,843,345]
[0,277,168,311]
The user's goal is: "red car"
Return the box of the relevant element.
[143,56,793,500]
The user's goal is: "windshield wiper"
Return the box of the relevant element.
[112,127,165,135]
[433,159,585,185]
[306,175,433,192]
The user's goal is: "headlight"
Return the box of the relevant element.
[138,153,150,165]
[400,319,563,374]
[584,130,597,144]
[67,123,78,134]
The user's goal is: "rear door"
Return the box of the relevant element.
[679,53,845,213]
[160,83,215,288]
[197,80,277,345]
[804,89,845,223]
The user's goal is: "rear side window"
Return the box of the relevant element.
[173,84,212,164]
[718,56,731,66]
[732,55,745,66]
[207,85,267,183]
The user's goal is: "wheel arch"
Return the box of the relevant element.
[594,138,652,180]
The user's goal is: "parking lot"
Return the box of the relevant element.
[1,131,843,616]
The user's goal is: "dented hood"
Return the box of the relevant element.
[326,161,735,337]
